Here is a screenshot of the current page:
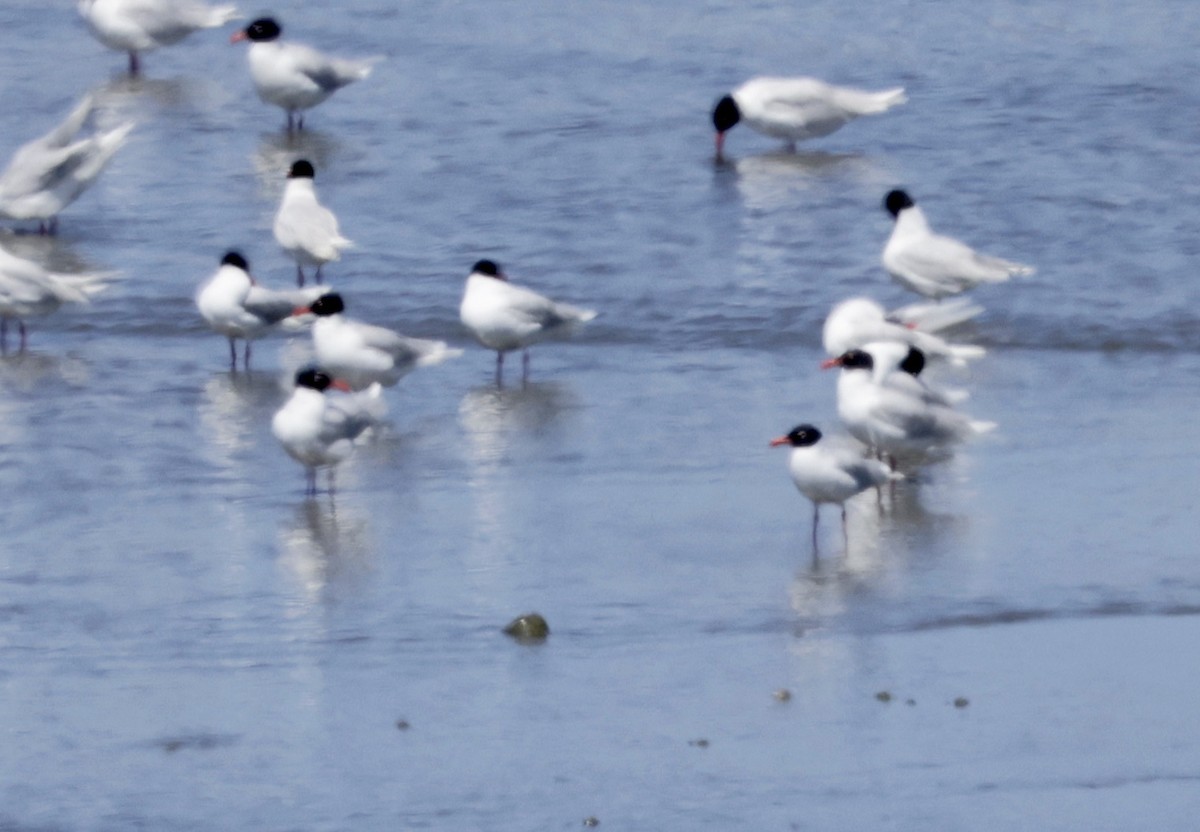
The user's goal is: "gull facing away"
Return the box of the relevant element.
[459,259,597,386]
[78,0,240,76]
[272,367,386,496]
[195,250,326,372]
[0,95,134,235]
[231,17,380,131]
[882,189,1035,300]
[770,424,898,554]
[295,293,461,390]
[0,245,115,353]
[711,77,906,158]
[273,159,351,287]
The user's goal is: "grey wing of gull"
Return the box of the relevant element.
[320,391,381,444]
[845,458,888,490]
[354,321,442,362]
[0,144,81,199]
[505,283,596,332]
[243,286,313,326]
[302,56,375,92]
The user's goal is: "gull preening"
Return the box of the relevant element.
[711,77,906,158]
[78,0,241,76]
[882,189,1035,300]
[822,296,985,366]
[296,292,461,390]
[231,17,380,131]
[459,259,597,386]
[273,159,351,287]
[771,423,898,553]
[272,367,386,496]
[0,244,115,353]
[0,95,134,234]
[195,250,325,372]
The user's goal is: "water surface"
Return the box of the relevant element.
[1,1,1198,829]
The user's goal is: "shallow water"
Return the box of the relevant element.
[1,1,1199,829]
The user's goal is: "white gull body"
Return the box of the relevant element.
[0,245,115,352]
[232,18,379,130]
[830,345,994,464]
[78,0,240,74]
[301,293,460,390]
[771,423,898,552]
[0,95,134,233]
[272,368,386,495]
[459,259,597,384]
[272,160,351,286]
[822,296,985,365]
[882,190,1035,299]
[195,251,324,370]
[712,77,906,155]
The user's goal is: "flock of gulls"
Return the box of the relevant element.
[711,71,1033,552]
[2,1,599,496]
[1,1,1033,528]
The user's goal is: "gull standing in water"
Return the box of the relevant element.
[231,17,379,131]
[882,189,1035,299]
[195,250,325,371]
[826,345,995,468]
[0,245,115,353]
[272,367,386,496]
[459,259,597,386]
[711,77,906,158]
[0,95,134,234]
[78,0,240,75]
[822,296,985,366]
[770,423,898,554]
[295,293,461,390]
[272,159,351,287]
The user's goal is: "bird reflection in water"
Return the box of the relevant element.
[458,381,575,468]
[788,475,972,627]
[277,496,373,603]
[197,371,284,471]
[720,149,879,210]
[0,351,89,388]
[93,74,196,111]
[457,382,575,568]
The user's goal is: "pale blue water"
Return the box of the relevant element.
[1,1,1198,829]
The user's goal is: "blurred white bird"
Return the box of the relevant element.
[827,345,995,467]
[0,245,115,352]
[858,341,970,408]
[273,159,351,286]
[0,95,134,234]
[711,77,906,157]
[770,423,898,552]
[78,0,241,75]
[231,17,380,131]
[272,367,386,496]
[195,250,325,371]
[882,189,1035,299]
[822,296,985,366]
[459,259,597,386]
[296,292,461,390]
